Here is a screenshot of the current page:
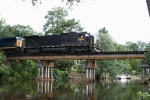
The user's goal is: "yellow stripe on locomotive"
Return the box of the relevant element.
[16,39,23,47]
[78,37,84,41]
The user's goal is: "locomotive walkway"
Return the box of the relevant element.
[6,51,146,60]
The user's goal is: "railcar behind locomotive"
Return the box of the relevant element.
[0,32,99,55]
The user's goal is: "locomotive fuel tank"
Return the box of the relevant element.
[41,47,67,52]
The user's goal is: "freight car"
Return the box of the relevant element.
[0,32,99,55]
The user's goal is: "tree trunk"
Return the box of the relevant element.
[68,60,70,73]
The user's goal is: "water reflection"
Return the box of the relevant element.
[36,81,53,98]
[0,79,143,100]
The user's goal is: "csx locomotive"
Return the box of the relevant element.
[0,32,99,55]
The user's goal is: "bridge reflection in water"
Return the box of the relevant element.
[36,81,53,98]
[85,82,97,100]
[0,79,143,100]
[36,80,97,100]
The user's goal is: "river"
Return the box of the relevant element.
[0,79,146,100]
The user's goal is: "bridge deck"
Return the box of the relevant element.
[6,51,146,60]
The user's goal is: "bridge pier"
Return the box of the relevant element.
[36,61,54,81]
[141,60,150,84]
[84,60,97,82]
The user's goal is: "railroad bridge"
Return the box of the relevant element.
[5,51,147,82]
[6,51,146,60]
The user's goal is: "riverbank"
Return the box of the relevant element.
[69,72,86,80]
[131,75,141,80]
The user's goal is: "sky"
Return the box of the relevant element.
[0,0,150,45]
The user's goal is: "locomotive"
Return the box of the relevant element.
[0,37,23,54]
[0,32,99,55]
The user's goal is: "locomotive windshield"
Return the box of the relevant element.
[79,34,83,38]
[85,33,90,36]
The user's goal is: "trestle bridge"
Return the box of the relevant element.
[6,51,146,60]
[5,51,147,82]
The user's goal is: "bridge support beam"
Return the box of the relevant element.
[141,67,149,84]
[84,60,97,82]
[141,60,150,84]
[36,61,54,81]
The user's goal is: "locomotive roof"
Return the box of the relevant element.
[24,35,40,38]
[61,32,88,35]
[1,37,24,40]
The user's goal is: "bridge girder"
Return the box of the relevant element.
[6,54,145,60]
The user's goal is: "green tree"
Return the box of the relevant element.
[96,27,118,79]
[96,27,117,52]
[0,51,5,65]
[0,18,37,39]
[0,25,14,38]
[117,44,125,51]
[125,41,137,51]
[95,27,131,79]
[128,59,141,75]
[137,41,146,51]
[8,60,38,81]
[43,7,83,35]
[0,18,6,33]
[11,25,35,37]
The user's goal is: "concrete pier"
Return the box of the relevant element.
[141,60,150,84]
[36,61,54,81]
[84,60,97,82]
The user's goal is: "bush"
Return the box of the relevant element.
[137,89,150,100]
[53,69,62,81]
[59,70,70,80]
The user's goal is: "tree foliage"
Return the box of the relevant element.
[12,60,38,80]
[95,27,135,79]
[0,19,41,39]
[43,7,83,35]
[0,51,5,65]
[0,60,38,81]
[96,27,117,52]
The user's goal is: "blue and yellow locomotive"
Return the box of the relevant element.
[0,37,23,54]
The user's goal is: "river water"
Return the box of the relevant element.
[0,79,146,100]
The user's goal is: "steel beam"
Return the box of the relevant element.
[6,54,145,60]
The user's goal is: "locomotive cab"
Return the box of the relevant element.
[85,33,100,52]
[16,37,24,49]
